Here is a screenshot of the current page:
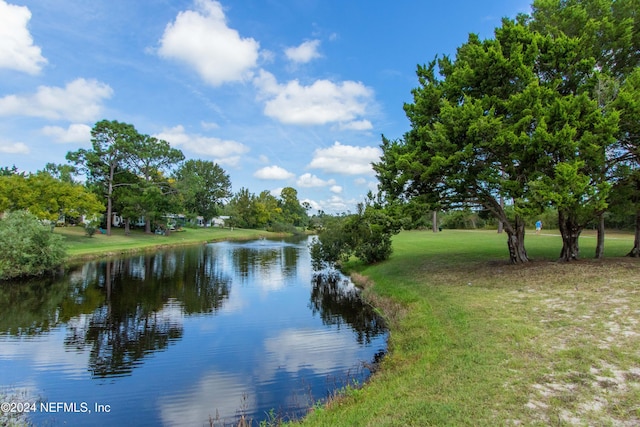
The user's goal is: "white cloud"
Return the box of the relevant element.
[254,165,294,180]
[338,120,373,131]
[0,139,29,154]
[0,78,113,122]
[158,0,260,86]
[0,0,47,74]
[330,185,342,194]
[41,123,91,144]
[285,39,321,64]
[270,187,283,197]
[323,195,355,213]
[308,141,381,175]
[200,120,219,130]
[296,173,335,188]
[253,70,373,127]
[154,125,249,167]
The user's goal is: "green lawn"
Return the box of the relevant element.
[299,230,640,426]
[55,226,275,259]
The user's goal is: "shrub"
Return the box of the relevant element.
[0,210,66,280]
[310,203,399,268]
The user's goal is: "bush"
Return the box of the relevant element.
[0,210,66,280]
[85,224,97,237]
[310,203,400,268]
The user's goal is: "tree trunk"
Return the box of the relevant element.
[558,210,582,261]
[105,161,117,236]
[483,195,528,263]
[627,209,640,257]
[497,195,504,234]
[504,216,529,264]
[145,218,152,234]
[595,213,605,259]
[124,218,131,236]
[432,210,438,233]
[106,184,113,236]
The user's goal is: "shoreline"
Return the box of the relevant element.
[57,226,288,264]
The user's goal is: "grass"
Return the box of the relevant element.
[55,226,276,260]
[298,229,640,426]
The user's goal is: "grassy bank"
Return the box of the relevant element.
[300,230,640,426]
[55,226,275,260]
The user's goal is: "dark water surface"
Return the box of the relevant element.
[0,236,387,426]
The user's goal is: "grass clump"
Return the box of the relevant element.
[299,230,640,426]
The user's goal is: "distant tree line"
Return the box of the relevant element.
[0,119,311,279]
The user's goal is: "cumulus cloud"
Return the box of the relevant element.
[330,185,343,194]
[285,39,321,64]
[0,139,29,154]
[296,173,335,188]
[307,141,381,175]
[270,187,283,197]
[322,195,356,213]
[0,0,47,74]
[0,78,113,122]
[158,0,260,86]
[154,125,249,166]
[254,165,295,180]
[253,70,374,127]
[41,123,92,144]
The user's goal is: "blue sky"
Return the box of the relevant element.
[0,0,530,213]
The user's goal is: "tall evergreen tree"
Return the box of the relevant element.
[67,120,139,236]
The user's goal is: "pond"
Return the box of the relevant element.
[0,236,387,426]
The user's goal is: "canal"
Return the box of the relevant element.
[0,236,387,426]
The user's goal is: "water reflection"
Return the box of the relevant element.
[0,237,387,426]
[310,272,387,345]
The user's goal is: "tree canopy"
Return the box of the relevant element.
[375,0,636,262]
[175,159,232,224]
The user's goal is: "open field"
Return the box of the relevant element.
[55,226,276,260]
[300,230,640,426]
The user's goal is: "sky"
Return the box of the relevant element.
[0,0,531,214]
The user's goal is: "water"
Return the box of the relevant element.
[0,236,387,426]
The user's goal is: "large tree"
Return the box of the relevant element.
[226,187,257,229]
[529,0,640,258]
[67,120,184,235]
[67,120,139,236]
[279,187,308,228]
[375,13,618,262]
[175,159,231,225]
[376,21,545,263]
[127,135,184,233]
[611,67,640,256]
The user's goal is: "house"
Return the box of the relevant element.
[212,216,229,227]
[195,216,229,227]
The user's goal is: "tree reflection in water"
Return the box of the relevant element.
[0,246,232,378]
[309,271,387,345]
[69,249,232,378]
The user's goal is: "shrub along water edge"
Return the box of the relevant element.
[0,210,66,280]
